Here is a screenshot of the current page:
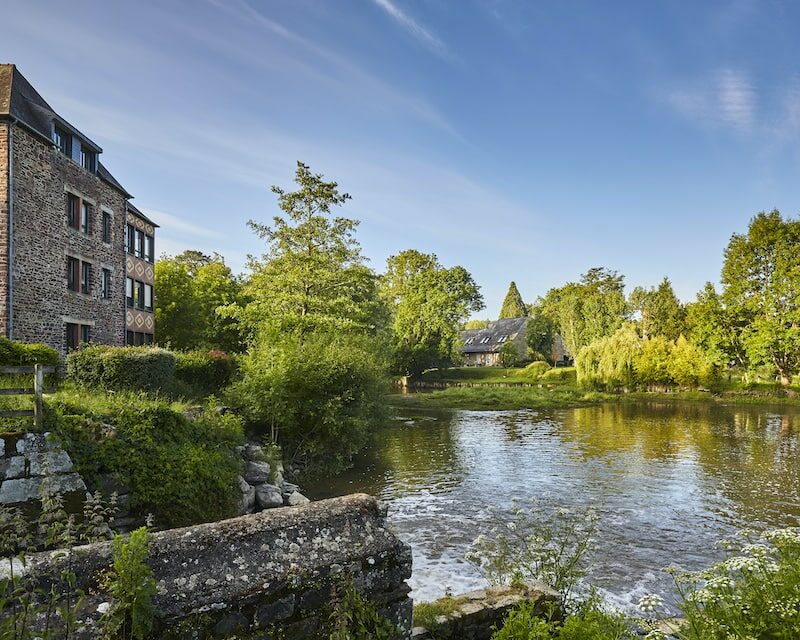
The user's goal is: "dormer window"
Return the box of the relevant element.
[81,147,97,172]
[480,336,491,344]
[53,125,71,156]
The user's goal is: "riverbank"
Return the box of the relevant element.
[391,383,800,411]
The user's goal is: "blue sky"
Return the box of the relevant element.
[4,1,800,316]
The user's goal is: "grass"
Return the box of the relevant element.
[413,595,471,630]
[417,365,576,386]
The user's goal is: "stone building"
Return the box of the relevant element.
[460,317,529,366]
[0,64,156,354]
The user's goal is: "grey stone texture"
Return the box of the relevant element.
[3,123,127,353]
[20,494,413,639]
[0,432,86,508]
[411,583,559,640]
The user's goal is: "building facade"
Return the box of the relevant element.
[0,64,156,355]
[460,317,529,366]
[124,203,157,345]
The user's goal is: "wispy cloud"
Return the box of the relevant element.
[370,0,450,59]
[667,69,756,133]
[140,208,219,239]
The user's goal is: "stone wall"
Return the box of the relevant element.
[411,583,558,640]
[17,493,413,639]
[0,431,87,517]
[10,124,127,353]
[0,122,8,339]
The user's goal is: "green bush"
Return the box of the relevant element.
[539,367,577,383]
[492,601,552,640]
[230,330,387,475]
[48,392,244,527]
[67,346,176,394]
[0,337,59,366]
[520,361,550,379]
[633,335,672,387]
[175,350,236,397]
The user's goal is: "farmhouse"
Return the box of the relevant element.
[460,317,528,367]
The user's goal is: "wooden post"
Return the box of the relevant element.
[33,363,43,429]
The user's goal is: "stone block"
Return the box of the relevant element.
[245,460,271,484]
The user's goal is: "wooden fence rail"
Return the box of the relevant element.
[0,364,57,427]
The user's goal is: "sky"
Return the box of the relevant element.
[3,0,800,317]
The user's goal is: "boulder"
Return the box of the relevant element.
[237,476,256,513]
[255,483,283,509]
[245,443,264,460]
[0,472,86,505]
[286,491,310,507]
[282,482,300,498]
[245,461,271,484]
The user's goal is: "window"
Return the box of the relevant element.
[135,229,144,259]
[135,280,145,309]
[480,336,491,344]
[101,269,112,299]
[102,212,112,243]
[126,224,136,254]
[465,337,474,345]
[66,323,90,351]
[126,277,134,307]
[66,193,79,229]
[81,147,96,172]
[54,126,71,156]
[67,256,79,292]
[81,201,91,234]
[498,335,509,344]
[144,283,153,311]
[126,331,154,346]
[144,235,154,263]
[81,262,91,294]
[66,323,79,351]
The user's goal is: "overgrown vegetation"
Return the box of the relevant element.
[327,579,400,640]
[47,389,244,528]
[66,346,177,395]
[101,527,157,640]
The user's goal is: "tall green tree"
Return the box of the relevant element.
[155,251,244,352]
[499,281,527,319]
[381,249,483,376]
[629,277,686,340]
[686,282,749,372]
[540,267,628,357]
[721,210,800,385]
[233,162,382,340]
[526,307,554,362]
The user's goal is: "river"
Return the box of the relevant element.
[304,401,800,613]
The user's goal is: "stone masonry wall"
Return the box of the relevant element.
[10,124,126,354]
[0,122,8,338]
[18,493,413,639]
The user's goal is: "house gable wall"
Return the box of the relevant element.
[10,124,126,354]
[0,123,8,338]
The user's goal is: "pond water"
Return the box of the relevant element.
[304,402,800,612]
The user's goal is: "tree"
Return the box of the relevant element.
[721,210,800,385]
[499,281,527,319]
[540,267,628,357]
[630,277,686,341]
[463,319,491,330]
[233,161,383,340]
[526,307,554,362]
[381,249,483,376]
[575,323,640,390]
[686,282,749,372]
[155,251,244,352]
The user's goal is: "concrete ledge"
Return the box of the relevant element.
[19,493,413,638]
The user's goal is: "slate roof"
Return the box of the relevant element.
[0,64,131,198]
[461,317,528,354]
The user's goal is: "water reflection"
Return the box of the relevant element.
[304,402,800,611]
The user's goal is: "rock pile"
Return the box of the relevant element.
[236,442,310,515]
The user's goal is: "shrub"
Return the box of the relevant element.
[673,527,800,639]
[492,601,553,640]
[67,346,176,394]
[0,337,59,366]
[175,350,236,397]
[520,361,550,379]
[500,341,521,367]
[48,393,244,527]
[230,330,387,474]
[668,336,715,388]
[633,335,672,387]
